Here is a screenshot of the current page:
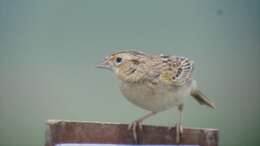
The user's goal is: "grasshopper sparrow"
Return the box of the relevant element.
[97,50,215,143]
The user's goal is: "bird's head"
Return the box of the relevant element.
[97,50,146,81]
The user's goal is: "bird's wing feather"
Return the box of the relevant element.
[171,56,194,85]
[147,55,194,86]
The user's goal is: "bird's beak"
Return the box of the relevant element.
[96,60,112,70]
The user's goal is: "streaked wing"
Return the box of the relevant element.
[147,55,194,86]
[170,56,194,85]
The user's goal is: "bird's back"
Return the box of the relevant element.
[120,54,195,112]
[138,54,195,86]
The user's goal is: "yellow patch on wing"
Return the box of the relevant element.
[159,71,173,85]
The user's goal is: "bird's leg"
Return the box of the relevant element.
[128,111,157,142]
[176,104,184,143]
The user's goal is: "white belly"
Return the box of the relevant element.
[120,81,192,112]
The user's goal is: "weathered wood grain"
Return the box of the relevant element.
[45,120,218,146]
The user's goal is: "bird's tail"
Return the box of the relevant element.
[190,80,215,109]
[191,88,216,109]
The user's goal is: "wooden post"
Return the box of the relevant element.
[45,120,218,146]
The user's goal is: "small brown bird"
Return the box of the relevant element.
[97,50,215,143]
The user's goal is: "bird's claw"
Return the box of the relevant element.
[175,123,183,143]
[128,120,143,142]
[168,123,183,143]
[128,121,143,131]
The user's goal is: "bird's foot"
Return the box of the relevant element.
[167,123,183,143]
[128,120,143,142]
[175,123,183,143]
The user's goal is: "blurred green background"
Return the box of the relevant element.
[0,0,259,146]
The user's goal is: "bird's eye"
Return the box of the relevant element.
[115,57,122,64]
